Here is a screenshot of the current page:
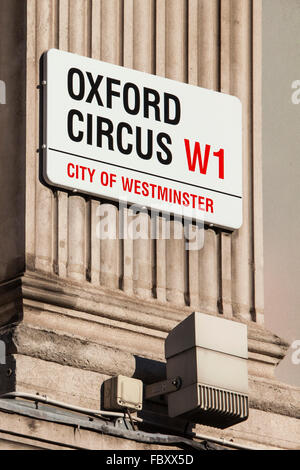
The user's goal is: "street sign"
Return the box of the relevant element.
[42,49,242,230]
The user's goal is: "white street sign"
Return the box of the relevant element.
[42,49,242,230]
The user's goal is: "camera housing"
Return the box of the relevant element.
[165,312,249,428]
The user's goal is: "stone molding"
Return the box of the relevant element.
[1,271,298,423]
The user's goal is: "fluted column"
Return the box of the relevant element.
[166,219,186,305]
[188,0,220,313]
[123,0,155,299]
[96,0,122,290]
[66,0,90,282]
[198,229,219,313]
[34,0,57,274]
[164,0,188,305]
[99,204,120,289]
[54,0,70,279]
[221,0,254,321]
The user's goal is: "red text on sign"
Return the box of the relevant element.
[184,139,225,179]
[67,163,96,182]
[121,176,214,213]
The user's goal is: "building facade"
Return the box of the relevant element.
[0,0,299,450]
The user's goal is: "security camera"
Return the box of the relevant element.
[104,311,249,429]
[164,312,249,428]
